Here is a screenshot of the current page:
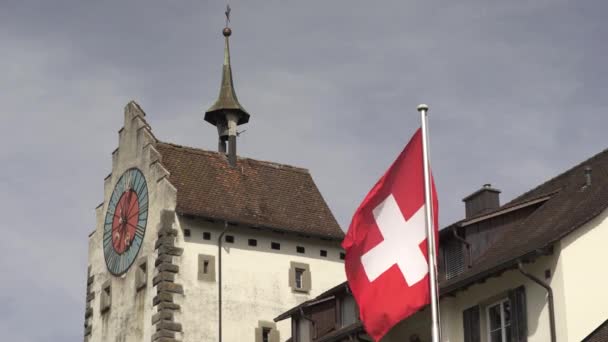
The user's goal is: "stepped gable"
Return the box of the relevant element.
[155,142,344,240]
[442,147,608,293]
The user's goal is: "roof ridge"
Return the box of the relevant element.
[156,141,310,174]
[507,147,608,205]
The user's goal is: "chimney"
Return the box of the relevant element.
[462,184,501,218]
[585,166,592,187]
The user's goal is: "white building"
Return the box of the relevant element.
[277,147,608,342]
[83,21,345,342]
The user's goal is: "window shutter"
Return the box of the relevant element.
[509,286,528,342]
[268,329,280,342]
[463,305,480,342]
[444,240,466,280]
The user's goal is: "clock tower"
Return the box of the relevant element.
[83,10,346,342]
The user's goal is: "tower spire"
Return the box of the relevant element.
[205,5,250,167]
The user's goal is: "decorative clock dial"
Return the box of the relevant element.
[103,168,148,276]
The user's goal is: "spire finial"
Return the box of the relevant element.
[223,4,232,36]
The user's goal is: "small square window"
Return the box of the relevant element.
[248,239,257,247]
[320,250,327,257]
[296,246,305,254]
[340,252,346,260]
[295,268,305,289]
[198,254,216,281]
[184,229,191,237]
[271,242,281,250]
[203,232,211,240]
[225,235,234,243]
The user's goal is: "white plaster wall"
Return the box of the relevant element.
[177,216,346,342]
[87,102,177,342]
[555,207,608,341]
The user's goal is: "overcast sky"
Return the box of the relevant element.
[1,0,607,340]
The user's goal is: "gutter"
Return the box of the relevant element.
[299,307,316,341]
[517,261,556,342]
[218,221,229,342]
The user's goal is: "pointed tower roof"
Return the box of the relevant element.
[205,26,250,126]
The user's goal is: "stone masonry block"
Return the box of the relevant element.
[158,302,181,311]
[153,272,175,286]
[157,282,184,295]
[152,330,175,341]
[155,254,173,266]
[152,310,174,324]
[157,263,179,273]
[155,237,175,250]
[155,338,181,342]
[158,246,183,257]
[156,321,182,332]
[158,227,178,238]
[160,210,175,229]
[153,292,173,306]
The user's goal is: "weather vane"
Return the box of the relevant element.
[225,4,231,27]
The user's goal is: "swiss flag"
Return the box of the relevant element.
[342,128,439,341]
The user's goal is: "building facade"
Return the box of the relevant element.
[277,147,608,342]
[83,21,345,342]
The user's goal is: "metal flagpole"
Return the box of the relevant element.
[417,104,441,342]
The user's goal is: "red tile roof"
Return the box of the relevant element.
[155,142,344,240]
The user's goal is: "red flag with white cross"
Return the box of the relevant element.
[342,128,439,341]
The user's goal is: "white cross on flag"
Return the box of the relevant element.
[342,128,438,341]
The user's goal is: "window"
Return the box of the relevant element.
[289,262,311,293]
[486,299,512,342]
[248,239,257,247]
[203,232,211,240]
[262,327,271,342]
[320,250,327,257]
[296,246,305,254]
[135,259,147,291]
[295,268,304,289]
[225,235,234,243]
[463,286,526,342]
[255,321,279,342]
[271,242,280,250]
[340,252,345,260]
[184,229,191,237]
[100,280,112,314]
[198,254,216,281]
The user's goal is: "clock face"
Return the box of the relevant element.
[103,168,148,276]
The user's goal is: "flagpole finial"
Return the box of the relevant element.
[417,104,429,112]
